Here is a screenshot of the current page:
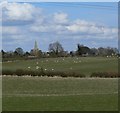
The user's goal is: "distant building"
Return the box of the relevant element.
[29,40,40,57]
[33,40,39,56]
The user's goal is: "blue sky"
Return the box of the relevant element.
[2,2,118,52]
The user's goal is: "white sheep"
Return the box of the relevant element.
[44,69,47,71]
[36,66,39,69]
[28,66,31,69]
[76,58,79,60]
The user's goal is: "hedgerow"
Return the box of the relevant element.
[2,69,86,77]
[90,72,120,78]
[2,69,119,78]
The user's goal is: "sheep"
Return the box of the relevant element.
[36,66,39,69]
[76,58,79,60]
[28,66,31,69]
[52,69,54,71]
[44,69,47,71]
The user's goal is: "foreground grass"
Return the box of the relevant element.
[2,57,118,76]
[2,77,118,111]
[3,94,117,111]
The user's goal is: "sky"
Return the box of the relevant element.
[1,1,118,52]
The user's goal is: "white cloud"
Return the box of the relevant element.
[53,12,68,24]
[66,19,117,39]
[2,2,118,51]
[31,24,68,33]
[2,2,42,21]
[2,2,117,40]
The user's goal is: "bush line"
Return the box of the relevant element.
[90,72,120,78]
[2,69,85,78]
[2,69,120,78]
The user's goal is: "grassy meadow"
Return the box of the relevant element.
[3,77,118,111]
[2,57,119,111]
[2,57,118,76]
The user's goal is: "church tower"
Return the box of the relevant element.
[34,40,38,50]
[33,40,39,56]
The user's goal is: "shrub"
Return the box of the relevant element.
[3,69,119,78]
[72,73,85,78]
[2,70,15,75]
[77,74,86,78]
[15,69,24,76]
[45,71,54,77]
[90,72,119,78]
[2,69,86,78]
[61,72,68,77]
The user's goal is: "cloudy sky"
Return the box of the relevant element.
[1,2,118,52]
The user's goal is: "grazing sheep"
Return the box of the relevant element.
[36,66,39,69]
[52,69,54,71]
[28,66,31,69]
[44,69,47,71]
[76,58,79,60]
[74,61,78,63]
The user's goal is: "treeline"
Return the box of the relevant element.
[1,41,119,61]
[2,69,120,78]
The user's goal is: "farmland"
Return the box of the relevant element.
[2,57,119,111]
[2,77,118,111]
[2,57,118,76]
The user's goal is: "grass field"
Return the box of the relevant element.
[2,57,118,111]
[2,57,118,76]
[2,77,118,111]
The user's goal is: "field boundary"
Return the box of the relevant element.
[3,92,118,97]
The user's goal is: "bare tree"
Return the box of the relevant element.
[48,41,64,55]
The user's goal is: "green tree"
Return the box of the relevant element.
[77,44,90,56]
[14,47,24,56]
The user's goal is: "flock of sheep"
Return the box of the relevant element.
[27,58,82,71]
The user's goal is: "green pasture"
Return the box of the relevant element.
[2,57,118,111]
[2,57,118,76]
[2,77,118,111]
